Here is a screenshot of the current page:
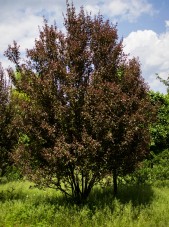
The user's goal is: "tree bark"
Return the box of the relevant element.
[113,169,117,196]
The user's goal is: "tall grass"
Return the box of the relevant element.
[0,180,169,226]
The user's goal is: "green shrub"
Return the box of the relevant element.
[122,149,169,186]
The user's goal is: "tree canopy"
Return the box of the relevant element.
[0,64,16,176]
[5,3,156,202]
[150,92,169,154]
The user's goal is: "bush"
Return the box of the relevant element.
[122,149,169,186]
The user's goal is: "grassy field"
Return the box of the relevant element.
[0,180,169,227]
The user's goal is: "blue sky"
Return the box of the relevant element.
[118,0,168,37]
[0,0,169,93]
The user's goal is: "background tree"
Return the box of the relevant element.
[157,74,169,93]
[5,2,156,202]
[150,92,169,155]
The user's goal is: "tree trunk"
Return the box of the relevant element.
[113,169,117,196]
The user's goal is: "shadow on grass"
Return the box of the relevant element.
[0,180,154,211]
[116,183,154,206]
[86,183,154,212]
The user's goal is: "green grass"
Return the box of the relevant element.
[0,180,169,226]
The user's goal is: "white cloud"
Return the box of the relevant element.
[85,0,155,22]
[85,4,100,15]
[165,20,169,28]
[81,0,156,22]
[0,14,43,50]
[123,29,169,93]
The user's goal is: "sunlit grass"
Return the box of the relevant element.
[0,180,169,226]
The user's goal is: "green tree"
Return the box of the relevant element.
[150,92,169,154]
[157,74,169,93]
[5,3,155,202]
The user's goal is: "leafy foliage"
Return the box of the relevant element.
[150,92,169,154]
[125,149,169,186]
[5,3,155,202]
[0,64,16,176]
